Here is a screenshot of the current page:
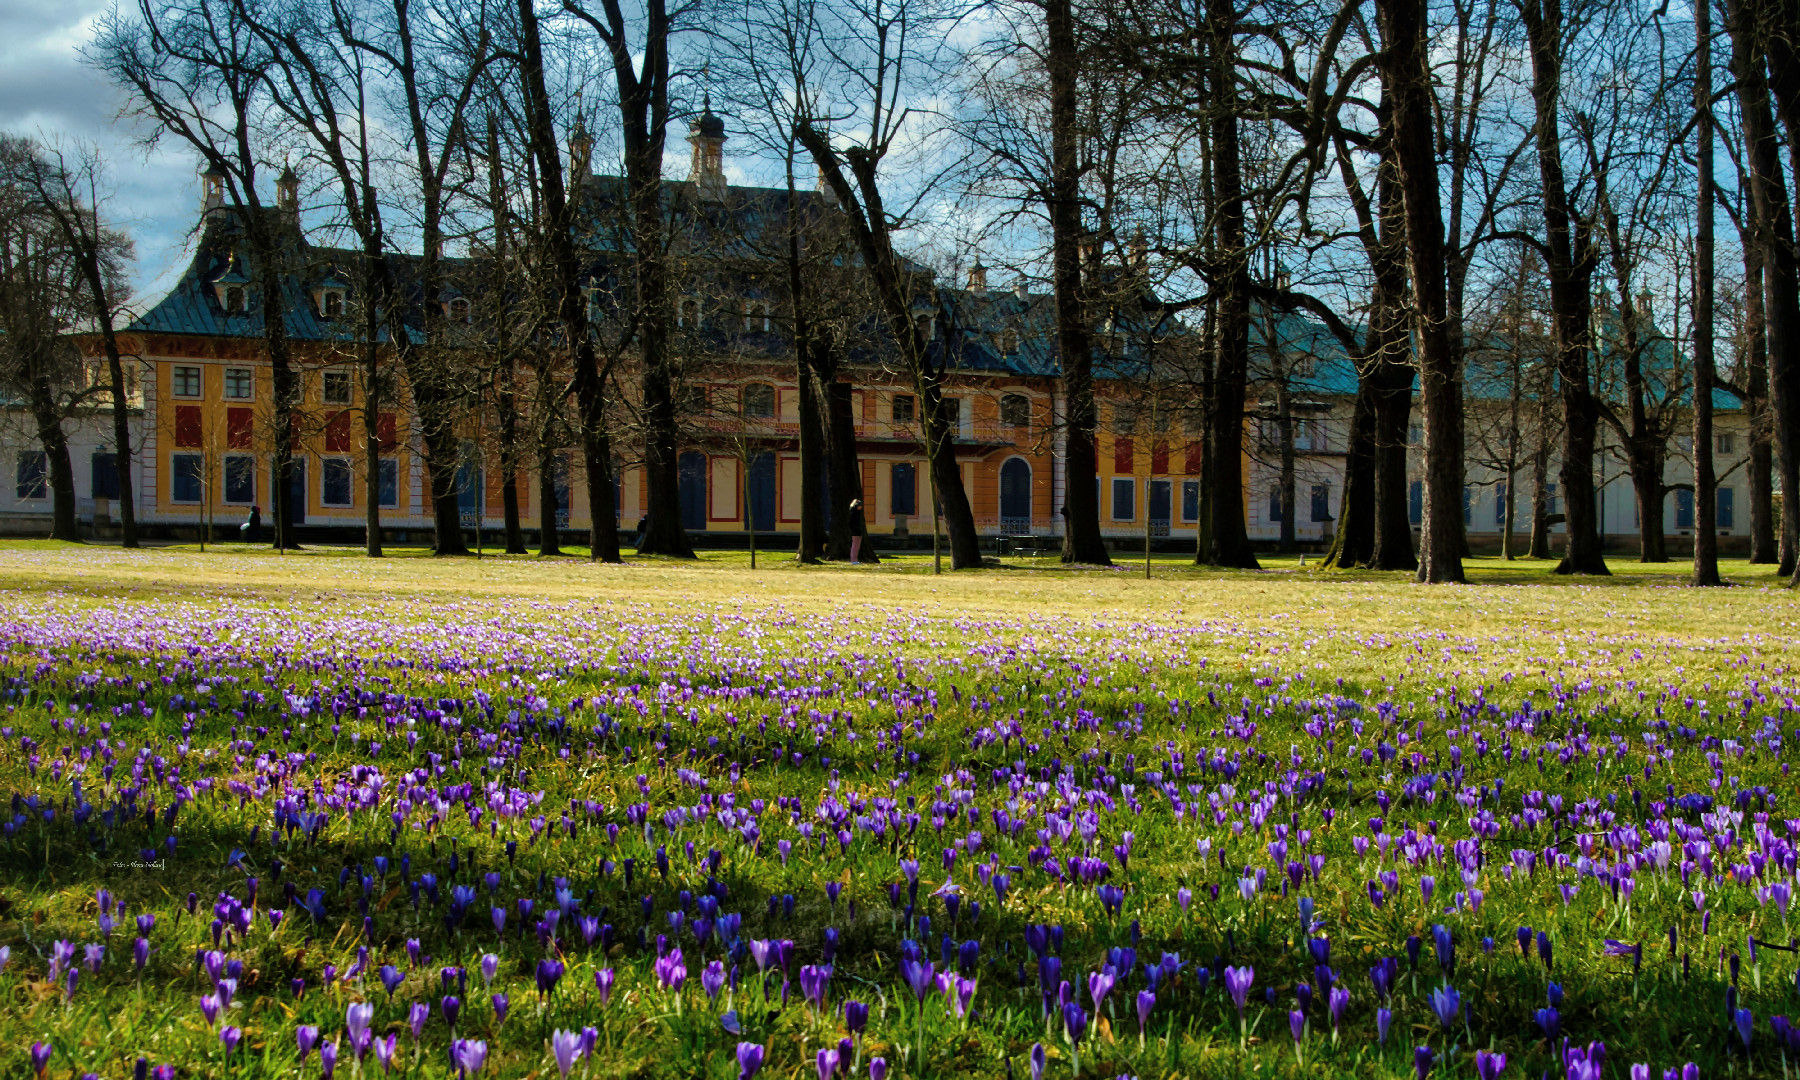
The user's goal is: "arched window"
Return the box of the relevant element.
[448,297,471,323]
[225,287,245,314]
[743,383,776,418]
[679,298,702,329]
[999,393,1031,428]
[914,314,934,341]
[744,303,769,332]
[321,290,345,318]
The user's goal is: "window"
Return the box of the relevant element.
[224,287,245,314]
[743,383,776,418]
[323,371,352,405]
[1000,393,1031,427]
[171,454,203,503]
[913,314,933,341]
[678,298,702,329]
[1311,483,1332,523]
[1181,479,1200,522]
[175,405,203,449]
[1676,434,1694,452]
[744,303,769,333]
[1113,404,1137,436]
[377,412,398,452]
[1268,489,1284,523]
[91,452,120,500]
[1718,432,1736,454]
[1462,484,1473,525]
[1298,419,1325,452]
[227,407,254,450]
[225,368,253,400]
[447,297,470,323]
[1292,356,1317,378]
[324,411,353,453]
[1408,422,1422,446]
[1114,436,1134,474]
[892,395,916,424]
[1719,486,1736,528]
[892,462,917,516]
[16,451,47,500]
[681,385,710,416]
[1494,481,1509,525]
[322,457,353,507]
[1000,329,1018,355]
[173,365,202,398]
[1111,477,1135,520]
[321,290,346,319]
[1408,479,1423,525]
[1675,487,1695,529]
[1543,483,1559,515]
[224,456,255,504]
[941,397,962,433]
[379,458,400,508]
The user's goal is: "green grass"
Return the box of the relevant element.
[0,541,1791,1080]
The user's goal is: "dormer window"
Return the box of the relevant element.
[678,297,702,329]
[321,290,344,318]
[1000,329,1018,355]
[913,314,934,341]
[214,254,252,314]
[448,297,471,323]
[743,302,769,333]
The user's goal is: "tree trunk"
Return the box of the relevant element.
[261,250,301,552]
[517,0,619,563]
[26,369,78,541]
[796,353,826,563]
[824,377,869,560]
[1529,393,1555,557]
[1746,242,1778,562]
[1523,0,1607,576]
[1732,0,1800,577]
[1201,0,1259,569]
[1324,380,1376,567]
[1046,0,1111,566]
[923,380,981,567]
[1375,0,1460,582]
[537,441,563,557]
[1370,358,1419,570]
[361,249,385,558]
[1692,0,1722,585]
[77,259,138,548]
[1277,378,1296,553]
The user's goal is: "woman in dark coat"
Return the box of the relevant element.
[240,505,262,544]
[848,498,865,564]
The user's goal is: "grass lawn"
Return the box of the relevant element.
[0,540,1792,1080]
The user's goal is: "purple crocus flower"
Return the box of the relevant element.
[903,959,936,1002]
[219,1027,242,1057]
[1377,1007,1393,1045]
[320,1040,339,1079]
[1415,1045,1435,1080]
[380,965,405,997]
[373,1034,398,1074]
[442,995,462,1028]
[492,993,509,1022]
[1329,987,1349,1031]
[1475,1050,1508,1080]
[1030,1044,1045,1080]
[1062,1001,1088,1043]
[133,937,150,970]
[1088,969,1115,1011]
[1429,984,1461,1030]
[409,1002,430,1040]
[1737,1007,1755,1050]
[736,1042,765,1080]
[815,1048,840,1080]
[297,1025,321,1062]
[552,1029,583,1078]
[1137,990,1156,1032]
[348,1001,375,1058]
[1224,965,1254,1015]
[452,1038,487,1077]
[595,968,616,1004]
[199,993,222,1027]
[1290,1009,1306,1045]
[870,1059,889,1080]
[480,954,499,985]
[30,1043,52,1077]
[536,959,565,996]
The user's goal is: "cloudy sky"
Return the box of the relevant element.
[3,0,210,306]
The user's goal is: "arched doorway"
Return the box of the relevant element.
[1000,457,1032,533]
[749,452,776,531]
[678,452,708,532]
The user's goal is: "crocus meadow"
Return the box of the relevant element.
[0,573,1792,1078]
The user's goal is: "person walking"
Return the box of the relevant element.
[240,504,262,544]
[848,498,865,564]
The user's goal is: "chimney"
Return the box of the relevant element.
[1636,289,1653,321]
[967,261,987,291]
[276,163,300,225]
[1014,278,1030,301]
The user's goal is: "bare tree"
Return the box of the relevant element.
[6,139,142,547]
